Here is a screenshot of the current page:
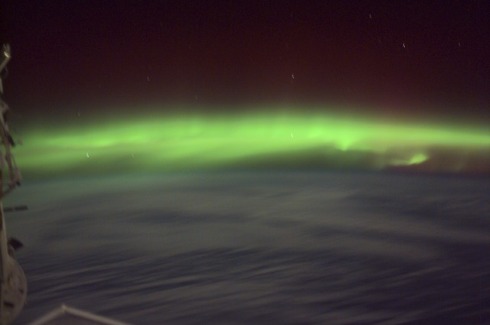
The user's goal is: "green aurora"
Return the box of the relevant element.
[14,111,490,177]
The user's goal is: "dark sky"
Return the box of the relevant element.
[1,0,490,121]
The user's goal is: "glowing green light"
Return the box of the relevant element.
[390,152,429,166]
[15,111,490,176]
[408,153,428,165]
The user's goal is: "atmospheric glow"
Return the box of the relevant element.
[407,153,428,165]
[15,111,490,176]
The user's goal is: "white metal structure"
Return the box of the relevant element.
[0,43,27,325]
[28,305,131,325]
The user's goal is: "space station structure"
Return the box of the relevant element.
[0,43,27,325]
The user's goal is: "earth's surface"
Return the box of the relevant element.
[6,172,490,324]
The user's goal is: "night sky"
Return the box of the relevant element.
[1,1,490,176]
